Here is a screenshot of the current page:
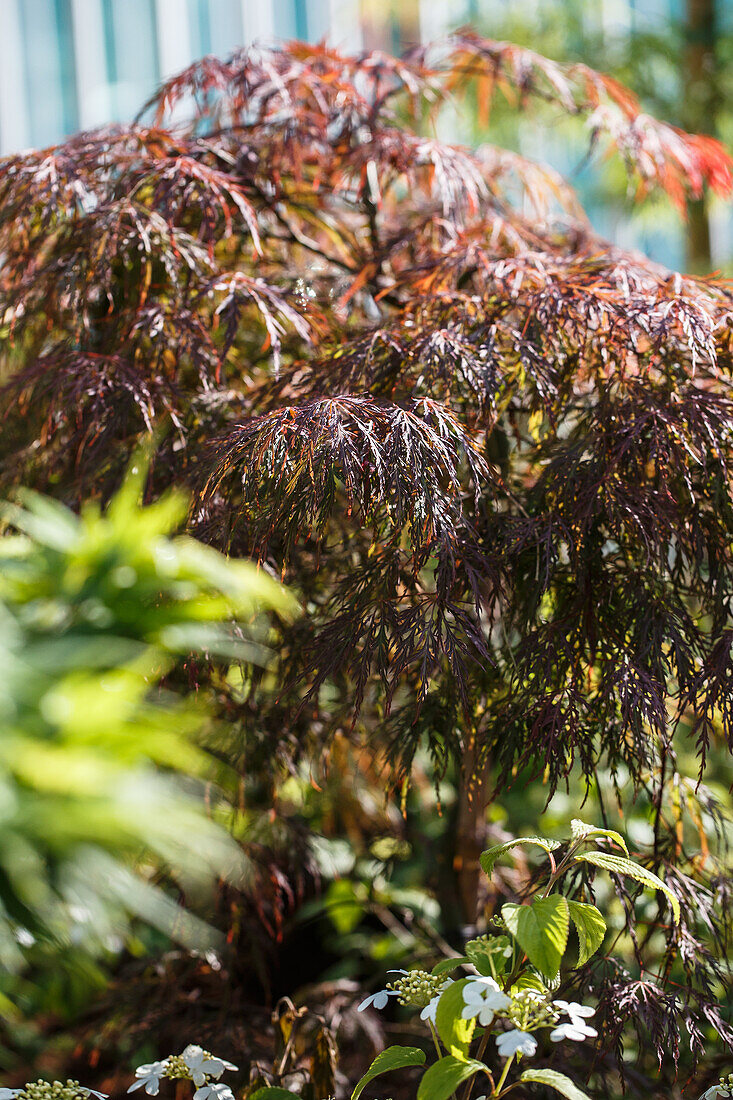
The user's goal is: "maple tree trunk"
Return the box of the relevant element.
[684,0,717,272]
[454,737,491,934]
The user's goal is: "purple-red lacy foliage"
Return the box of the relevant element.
[2,35,733,1094]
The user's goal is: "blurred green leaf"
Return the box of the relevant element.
[0,456,294,1011]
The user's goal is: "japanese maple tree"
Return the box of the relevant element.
[1,32,733,1093]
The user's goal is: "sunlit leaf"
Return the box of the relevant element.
[416,1056,486,1100]
[351,1046,426,1100]
[521,1068,592,1099]
[480,837,560,878]
[575,852,680,922]
[502,896,570,978]
[567,901,607,966]
[435,979,475,1056]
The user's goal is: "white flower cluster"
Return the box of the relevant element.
[702,1073,733,1099]
[358,969,598,1064]
[128,1046,238,1100]
[550,1000,597,1043]
[453,978,598,1062]
[465,986,597,1061]
[358,968,452,1019]
[460,981,543,1058]
[0,1082,107,1100]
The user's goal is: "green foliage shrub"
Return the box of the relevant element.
[0,458,292,1010]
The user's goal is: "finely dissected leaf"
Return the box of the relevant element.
[416,1056,486,1100]
[567,901,607,966]
[2,27,732,1072]
[521,1068,592,1100]
[502,896,570,978]
[2,33,733,810]
[575,852,681,922]
[480,837,560,877]
[435,979,475,1056]
[570,819,629,854]
[351,1046,426,1100]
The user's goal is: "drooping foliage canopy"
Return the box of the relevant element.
[2,33,732,791]
[2,33,733,1086]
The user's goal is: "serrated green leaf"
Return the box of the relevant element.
[570,819,628,854]
[435,978,475,1055]
[416,1056,486,1100]
[521,1068,592,1099]
[511,971,547,994]
[502,895,570,978]
[567,901,606,966]
[351,1045,426,1100]
[480,836,560,878]
[432,956,469,976]
[574,852,680,922]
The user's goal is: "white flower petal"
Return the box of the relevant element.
[476,1005,497,1027]
[357,988,395,1011]
[550,1021,597,1043]
[551,1024,583,1042]
[464,977,502,995]
[129,1072,165,1097]
[198,1086,234,1100]
[462,978,510,1017]
[496,1029,538,1058]
[554,1000,595,1020]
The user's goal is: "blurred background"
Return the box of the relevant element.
[1,0,732,271]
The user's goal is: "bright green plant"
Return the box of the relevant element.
[0,457,292,1012]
